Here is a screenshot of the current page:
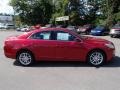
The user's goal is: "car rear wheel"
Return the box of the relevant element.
[87,50,105,66]
[16,51,34,66]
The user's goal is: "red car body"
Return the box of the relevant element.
[4,28,115,66]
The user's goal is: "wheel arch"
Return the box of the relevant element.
[16,48,35,60]
[86,48,107,61]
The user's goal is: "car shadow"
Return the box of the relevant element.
[103,56,120,67]
[13,56,120,68]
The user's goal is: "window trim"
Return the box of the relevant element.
[27,30,82,42]
[53,31,77,42]
[28,31,52,40]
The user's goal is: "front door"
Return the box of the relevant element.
[54,31,85,61]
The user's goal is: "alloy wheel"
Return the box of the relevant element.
[88,51,105,66]
[17,51,34,66]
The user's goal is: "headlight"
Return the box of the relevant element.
[110,29,115,33]
[97,31,101,32]
[77,29,80,31]
[105,43,115,49]
[91,30,94,32]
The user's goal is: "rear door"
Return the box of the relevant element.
[29,31,57,60]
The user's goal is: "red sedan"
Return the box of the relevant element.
[4,28,115,66]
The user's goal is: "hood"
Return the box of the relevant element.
[111,28,120,30]
[82,36,110,45]
[92,28,103,31]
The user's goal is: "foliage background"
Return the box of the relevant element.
[10,0,120,27]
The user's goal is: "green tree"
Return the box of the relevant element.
[85,0,102,23]
[50,0,69,24]
[65,0,86,25]
[10,0,120,27]
[10,0,53,25]
[105,0,120,27]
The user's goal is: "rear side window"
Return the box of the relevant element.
[30,31,51,40]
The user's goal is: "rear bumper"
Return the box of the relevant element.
[110,30,120,36]
[110,33,120,36]
[4,53,16,59]
[4,46,16,59]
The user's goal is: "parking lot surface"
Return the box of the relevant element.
[0,30,120,90]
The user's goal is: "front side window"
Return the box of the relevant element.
[30,31,51,40]
[56,32,75,41]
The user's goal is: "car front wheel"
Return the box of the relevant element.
[87,50,105,66]
[110,35,114,38]
[16,51,34,66]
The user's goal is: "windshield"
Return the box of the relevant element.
[113,25,120,28]
[95,26,104,30]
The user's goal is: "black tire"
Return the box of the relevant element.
[111,35,117,38]
[85,31,90,35]
[16,51,34,66]
[102,32,105,36]
[110,35,114,38]
[87,50,105,66]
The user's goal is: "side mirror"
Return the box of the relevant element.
[74,38,81,42]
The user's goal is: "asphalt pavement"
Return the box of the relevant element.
[0,30,120,90]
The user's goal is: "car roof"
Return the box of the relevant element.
[29,28,79,37]
[31,28,71,33]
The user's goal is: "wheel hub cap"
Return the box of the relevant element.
[90,52,104,65]
[19,53,32,65]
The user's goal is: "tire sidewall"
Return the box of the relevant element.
[87,50,105,66]
[16,51,34,66]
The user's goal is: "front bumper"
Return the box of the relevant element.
[90,32,102,36]
[110,30,120,36]
[105,48,115,62]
